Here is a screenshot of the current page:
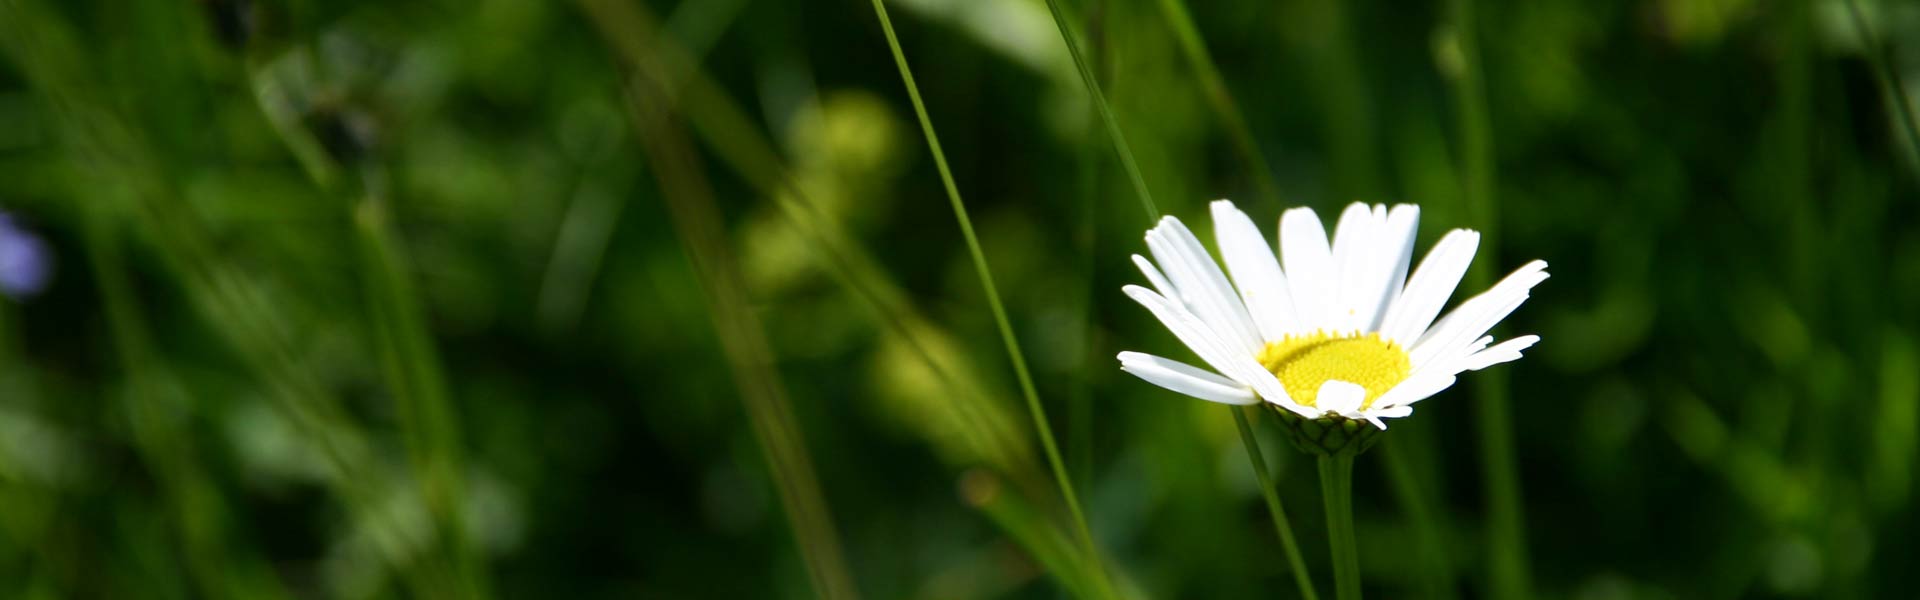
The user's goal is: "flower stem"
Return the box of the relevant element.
[1234,408,1320,600]
[1318,454,1361,600]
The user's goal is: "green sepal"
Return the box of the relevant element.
[1266,405,1385,458]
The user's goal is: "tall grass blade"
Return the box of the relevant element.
[572,0,1055,499]
[352,190,491,600]
[1042,1,1323,593]
[1445,0,1530,596]
[1069,0,1107,499]
[961,470,1100,598]
[621,38,862,600]
[1153,0,1283,204]
[865,0,1117,595]
[1381,439,1458,600]
[244,51,490,599]
[1046,1,1325,594]
[1042,0,1160,220]
[84,206,293,600]
[1236,408,1320,600]
[574,3,1133,590]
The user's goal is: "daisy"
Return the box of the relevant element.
[1117,200,1546,432]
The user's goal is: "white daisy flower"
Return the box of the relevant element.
[1118,200,1547,433]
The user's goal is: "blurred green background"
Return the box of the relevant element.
[1,0,1917,598]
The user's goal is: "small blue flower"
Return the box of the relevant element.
[0,213,52,299]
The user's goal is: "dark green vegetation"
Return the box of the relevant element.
[0,0,1916,597]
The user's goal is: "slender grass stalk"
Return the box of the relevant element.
[1042,0,1160,219]
[1446,0,1530,597]
[865,2,1116,596]
[1845,0,1920,169]
[536,182,626,332]
[1153,0,1283,204]
[575,3,1119,591]
[1381,439,1457,600]
[1299,0,1381,201]
[242,53,490,599]
[961,469,1099,598]
[623,50,861,600]
[1071,124,1098,492]
[1235,408,1321,600]
[1318,454,1360,600]
[351,186,490,600]
[573,0,1053,500]
[1041,1,1325,595]
[1069,0,1107,497]
[85,207,293,600]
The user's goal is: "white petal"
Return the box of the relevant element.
[1369,405,1414,419]
[1411,260,1549,368]
[1210,200,1299,341]
[1132,254,1175,298]
[1359,405,1413,429]
[1457,335,1540,372]
[1123,284,1246,379]
[1377,229,1480,346]
[1373,372,1458,408]
[1365,205,1421,332]
[1147,218,1264,354]
[1330,203,1381,334]
[1280,207,1335,332]
[1123,285,1308,416]
[1316,379,1367,416]
[1118,352,1259,405]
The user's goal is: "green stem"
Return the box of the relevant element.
[1235,408,1320,600]
[866,1,1115,596]
[1318,454,1361,600]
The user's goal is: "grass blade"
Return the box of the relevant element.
[84,205,293,600]
[1236,408,1320,600]
[1153,0,1283,204]
[865,1,1117,596]
[244,51,490,599]
[1042,2,1326,595]
[573,2,1135,591]
[1380,438,1458,600]
[1042,0,1159,220]
[1445,0,1530,596]
[621,34,862,600]
[572,0,1056,502]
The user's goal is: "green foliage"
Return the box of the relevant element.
[0,0,1916,597]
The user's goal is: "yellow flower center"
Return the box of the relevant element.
[1256,332,1411,410]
